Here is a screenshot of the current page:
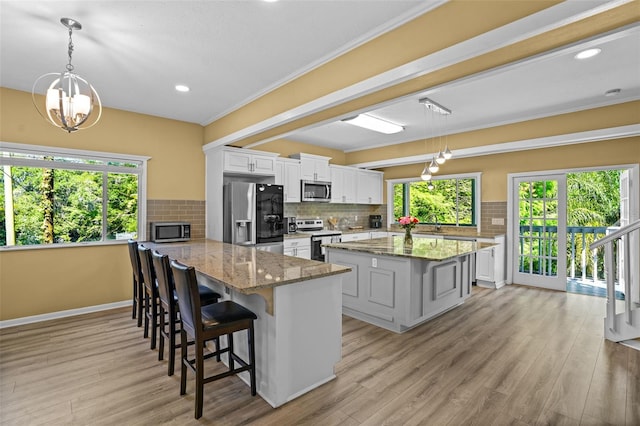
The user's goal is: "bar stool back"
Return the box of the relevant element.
[151,249,221,375]
[170,259,257,419]
[138,245,160,350]
[127,239,144,326]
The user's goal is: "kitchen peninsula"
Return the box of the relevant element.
[325,235,492,333]
[145,239,350,408]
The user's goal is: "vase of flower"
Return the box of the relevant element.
[404,227,413,247]
[398,215,418,248]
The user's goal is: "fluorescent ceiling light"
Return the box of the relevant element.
[342,114,404,134]
[175,84,190,92]
[574,48,601,60]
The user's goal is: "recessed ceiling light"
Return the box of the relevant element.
[175,84,190,92]
[605,88,622,97]
[574,48,601,60]
[263,0,279,2]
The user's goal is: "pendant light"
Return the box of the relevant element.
[32,18,102,133]
[420,165,432,181]
[418,97,452,178]
[428,157,439,174]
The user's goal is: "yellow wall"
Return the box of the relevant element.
[381,138,640,202]
[0,88,205,321]
[255,138,347,165]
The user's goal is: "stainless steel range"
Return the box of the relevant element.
[296,219,342,261]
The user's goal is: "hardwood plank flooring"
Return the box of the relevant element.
[1,285,638,425]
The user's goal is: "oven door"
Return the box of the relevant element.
[311,234,341,261]
[311,236,324,261]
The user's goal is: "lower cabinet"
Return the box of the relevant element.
[340,232,370,242]
[284,237,311,259]
[326,248,472,333]
[475,235,505,289]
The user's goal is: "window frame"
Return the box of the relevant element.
[386,172,482,228]
[0,141,149,250]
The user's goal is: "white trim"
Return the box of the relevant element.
[202,1,445,126]
[0,300,131,329]
[350,125,640,169]
[0,141,151,163]
[0,141,149,243]
[204,0,625,150]
[506,163,640,286]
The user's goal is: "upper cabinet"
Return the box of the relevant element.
[290,153,331,182]
[356,169,383,204]
[223,147,277,176]
[330,165,357,204]
[275,158,301,203]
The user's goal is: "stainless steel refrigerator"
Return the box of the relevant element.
[223,182,284,253]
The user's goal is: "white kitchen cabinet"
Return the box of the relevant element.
[276,158,301,203]
[356,169,383,204]
[330,165,357,203]
[475,235,505,289]
[284,237,311,259]
[370,231,388,239]
[290,153,331,182]
[223,147,277,176]
[341,232,370,242]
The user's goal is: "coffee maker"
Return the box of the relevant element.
[284,216,297,233]
[369,215,382,229]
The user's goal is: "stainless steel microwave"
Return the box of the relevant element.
[150,222,191,242]
[301,180,331,202]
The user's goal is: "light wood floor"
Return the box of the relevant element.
[1,285,639,425]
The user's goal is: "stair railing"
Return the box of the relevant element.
[590,219,640,339]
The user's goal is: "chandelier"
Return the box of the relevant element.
[32,18,101,133]
[419,97,452,181]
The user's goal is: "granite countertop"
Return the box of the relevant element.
[324,235,495,261]
[285,227,504,239]
[143,239,350,294]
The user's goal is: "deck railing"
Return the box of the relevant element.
[518,225,616,283]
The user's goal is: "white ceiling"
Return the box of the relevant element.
[1,1,639,154]
[0,0,430,125]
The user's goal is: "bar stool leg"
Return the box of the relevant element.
[180,328,188,396]
[249,323,256,396]
[228,333,234,371]
[195,339,205,419]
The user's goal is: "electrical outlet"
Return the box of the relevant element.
[372,258,377,268]
[492,218,505,225]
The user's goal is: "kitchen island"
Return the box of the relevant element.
[145,239,350,408]
[325,235,492,333]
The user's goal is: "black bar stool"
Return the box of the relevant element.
[170,259,257,419]
[151,249,221,376]
[138,245,160,349]
[126,239,145,326]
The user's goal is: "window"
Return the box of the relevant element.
[0,143,147,247]
[391,174,479,226]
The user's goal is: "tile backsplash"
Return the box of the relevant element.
[147,200,206,239]
[285,203,386,229]
[145,199,507,237]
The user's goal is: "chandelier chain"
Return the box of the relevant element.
[66,27,75,72]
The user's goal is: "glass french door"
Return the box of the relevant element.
[512,174,567,290]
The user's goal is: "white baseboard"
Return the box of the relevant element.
[0,300,131,329]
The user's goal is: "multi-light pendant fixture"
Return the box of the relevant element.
[32,18,101,133]
[419,97,452,182]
